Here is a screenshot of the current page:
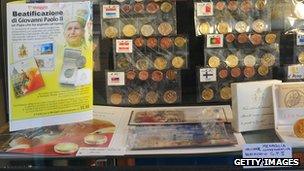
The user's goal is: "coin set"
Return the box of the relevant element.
[102,0,176,39]
[194,0,271,36]
[114,36,189,70]
[198,82,233,103]
[106,70,181,106]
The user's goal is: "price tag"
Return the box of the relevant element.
[196,2,213,16]
[107,72,125,86]
[200,68,217,82]
[287,64,304,80]
[206,34,223,48]
[103,5,120,19]
[116,39,133,53]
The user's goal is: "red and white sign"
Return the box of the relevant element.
[116,39,133,53]
[196,2,213,16]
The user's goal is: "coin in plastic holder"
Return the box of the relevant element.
[174,37,186,48]
[147,37,158,48]
[265,33,277,44]
[225,33,235,43]
[171,56,185,69]
[298,52,304,64]
[244,67,256,78]
[217,21,229,34]
[134,37,145,48]
[258,65,269,76]
[220,87,231,100]
[243,55,256,67]
[117,57,130,69]
[219,69,228,79]
[136,58,149,70]
[255,0,266,10]
[105,26,118,39]
[252,19,266,33]
[261,53,276,67]
[293,119,304,138]
[64,69,74,78]
[160,37,173,49]
[201,88,214,101]
[240,0,252,13]
[160,2,172,13]
[154,57,167,70]
[151,70,164,82]
[250,34,262,45]
[237,33,249,43]
[134,2,144,13]
[163,90,178,104]
[122,24,137,37]
[199,22,211,35]
[138,70,149,81]
[126,70,136,80]
[235,21,249,34]
[225,54,239,68]
[128,91,141,105]
[216,1,226,11]
[158,22,173,36]
[54,142,79,155]
[141,24,154,37]
[145,91,159,104]
[227,1,238,11]
[146,2,160,14]
[110,93,123,105]
[166,70,177,80]
[122,4,132,13]
[208,56,221,68]
[231,67,241,78]
[84,134,107,145]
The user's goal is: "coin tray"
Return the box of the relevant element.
[101,0,177,38]
[197,66,272,103]
[194,0,272,36]
[113,35,189,70]
[106,69,182,106]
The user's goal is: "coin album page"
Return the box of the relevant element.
[273,82,304,147]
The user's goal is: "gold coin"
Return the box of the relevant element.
[163,90,178,104]
[128,91,141,105]
[265,33,277,44]
[174,37,187,48]
[225,54,239,68]
[261,53,276,67]
[140,24,154,37]
[298,52,304,64]
[154,57,167,70]
[255,0,266,10]
[171,56,185,69]
[208,56,221,68]
[199,22,211,35]
[110,93,122,105]
[158,22,173,36]
[122,24,137,37]
[145,91,159,104]
[160,2,173,13]
[217,22,229,34]
[220,87,231,100]
[293,119,304,138]
[105,26,118,38]
[201,88,214,101]
[258,65,269,76]
[136,58,149,70]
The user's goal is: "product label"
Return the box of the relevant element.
[287,64,304,80]
[297,32,304,45]
[200,68,217,82]
[196,2,213,16]
[206,34,223,48]
[103,5,120,19]
[107,72,125,86]
[116,39,133,53]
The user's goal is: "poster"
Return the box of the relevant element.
[7,2,93,131]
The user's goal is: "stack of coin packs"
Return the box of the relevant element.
[113,35,189,70]
[194,0,271,36]
[106,69,182,106]
[101,0,177,39]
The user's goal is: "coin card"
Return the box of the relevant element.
[59,62,78,86]
[285,64,304,81]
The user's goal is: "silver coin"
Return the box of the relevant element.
[76,56,86,68]
[64,69,75,78]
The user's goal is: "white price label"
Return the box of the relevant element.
[200,68,217,82]
[196,2,213,16]
[107,72,125,86]
[103,5,120,19]
[116,39,133,53]
[206,34,223,48]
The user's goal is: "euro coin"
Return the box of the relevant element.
[261,53,276,67]
[163,90,178,104]
[294,119,304,138]
[199,22,211,35]
[243,55,256,67]
[220,87,231,100]
[154,57,167,70]
[128,91,141,105]
[54,142,79,155]
[158,22,173,36]
[171,56,185,69]
[252,19,266,33]
[258,65,269,76]
[105,26,118,38]
[122,24,137,37]
[298,52,304,64]
[217,21,229,34]
[235,21,249,33]
[225,54,239,68]
[174,37,187,48]
[110,93,123,105]
[208,56,221,68]
[244,67,256,78]
[201,88,214,101]
[265,33,277,44]
[145,91,159,104]
[160,2,173,13]
[140,24,154,37]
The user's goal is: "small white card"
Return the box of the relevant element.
[196,2,213,16]
[288,64,304,80]
[206,34,223,48]
[116,39,133,53]
[297,32,304,45]
[200,68,217,82]
[103,5,120,19]
[107,72,125,86]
